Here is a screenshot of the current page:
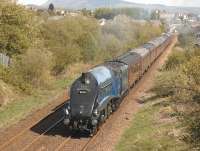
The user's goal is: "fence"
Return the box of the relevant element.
[0,53,10,67]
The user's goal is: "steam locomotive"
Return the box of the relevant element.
[63,33,173,135]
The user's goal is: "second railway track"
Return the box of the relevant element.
[20,117,64,151]
[0,96,68,151]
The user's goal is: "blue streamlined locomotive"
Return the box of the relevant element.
[63,33,173,135]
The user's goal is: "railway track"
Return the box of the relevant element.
[52,126,100,151]
[0,98,67,151]
[21,117,64,151]
[54,137,71,151]
[80,128,103,151]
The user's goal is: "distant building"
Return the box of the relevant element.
[55,10,66,16]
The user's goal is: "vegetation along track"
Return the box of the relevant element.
[0,36,177,151]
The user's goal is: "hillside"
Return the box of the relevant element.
[43,0,131,9]
[42,0,200,14]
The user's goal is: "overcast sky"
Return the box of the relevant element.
[18,0,200,7]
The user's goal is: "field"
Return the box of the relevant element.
[116,98,188,151]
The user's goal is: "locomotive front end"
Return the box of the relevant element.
[64,72,99,132]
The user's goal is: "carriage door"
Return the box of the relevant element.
[113,70,121,96]
[120,65,129,95]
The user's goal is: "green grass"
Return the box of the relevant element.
[54,75,78,90]
[116,100,188,151]
[0,77,72,129]
[0,96,46,128]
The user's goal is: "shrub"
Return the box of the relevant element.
[41,16,100,74]
[7,49,53,93]
[101,15,162,59]
[136,22,163,45]
[178,32,194,48]
[0,4,39,57]
[163,49,187,70]
[153,45,200,149]
[101,33,122,59]
[94,8,115,20]
[94,7,149,20]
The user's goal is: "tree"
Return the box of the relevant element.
[0,4,38,57]
[48,3,54,12]
[81,8,92,17]
[151,10,160,20]
[94,8,115,20]
[8,49,53,92]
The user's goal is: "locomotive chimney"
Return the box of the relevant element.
[81,72,87,84]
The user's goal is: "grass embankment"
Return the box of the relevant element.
[116,98,188,151]
[0,63,91,129]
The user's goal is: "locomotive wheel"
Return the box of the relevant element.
[107,102,112,116]
[111,100,117,112]
[100,108,108,123]
[90,125,98,137]
[104,107,108,120]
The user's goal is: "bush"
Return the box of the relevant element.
[101,15,162,59]
[0,4,39,57]
[41,16,100,74]
[94,7,149,20]
[94,8,115,20]
[136,22,163,45]
[153,45,200,149]
[7,49,53,93]
[163,49,187,70]
[101,33,122,59]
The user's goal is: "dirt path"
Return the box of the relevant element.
[0,36,177,151]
